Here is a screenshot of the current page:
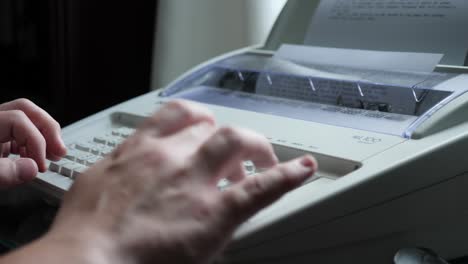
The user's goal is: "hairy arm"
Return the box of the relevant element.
[0,100,317,264]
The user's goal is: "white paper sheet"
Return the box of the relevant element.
[275,44,443,73]
[304,0,468,66]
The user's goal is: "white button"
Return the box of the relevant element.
[76,153,95,165]
[72,166,87,179]
[93,136,107,144]
[86,156,101,166]
[90,147,101,155]
[60,163,78,177]
[243,160,256,175]
[49,160,71,173]
[75,142,94,152]
[217,178,230,190]
[84,141,103,155]
[100,146,113,156]
[116,127,135,138]
[112,128,123,137]
[64,149,82,162]
[105,135,122,147]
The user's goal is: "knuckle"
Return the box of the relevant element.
[38,138,47,149]
[126,133,145,148]
[248,129,272,150]
[110,141,126,160]
[259,134,272,148]
[193,194,219,218]
[168,100,194,120]
[246,175,266,196]
[140,143,170,165]
[42,120,61,134]
[143,149,167,164]
[14,98,34,109]
[112,134,148,159]
[276,165,298,188]
[172,166,190,179]
[116,138,131,152]
[143,112,159,127]
[197,142,217,163]
[7,111,30,131]
[166,99,187,110]
[218,127,243,149]
[9,109,27,120]
[167,99,196,112]
[222,189,245,210]
[52,120,61,131]
[145,101,193,127]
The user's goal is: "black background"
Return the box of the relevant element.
[0,0,157,126]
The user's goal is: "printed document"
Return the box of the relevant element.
[304,0,468,65]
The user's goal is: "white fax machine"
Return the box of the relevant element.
[33,0,468,263]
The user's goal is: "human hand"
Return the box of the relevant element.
[0,99,67,187]
[48,100,317,264]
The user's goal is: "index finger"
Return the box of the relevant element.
[192,127,279,183]
[0,99,66,160]
[220,156,317,226]
[0,111,47,171]
[139,100,215,138]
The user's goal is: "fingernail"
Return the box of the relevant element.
[15,158,38,182]
[59,137,67,154]
[191,121,215,135]
[300,156,315,168]
[48,153,61,161]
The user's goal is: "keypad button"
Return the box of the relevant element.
[64,149,83,162]
[48,130,133,181]
[86,156,101,166]
[243,160,256,175]
[106,138,119,147]
[49,160,71,173]
[72,166,87,179]
[60,163,77,178]
[93,136,107,144]
[100,146,113,156]
[115,127,135,138]
[76,153,96,165]
[75,142,93,152]
[217,179,230,190]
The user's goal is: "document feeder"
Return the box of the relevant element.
[163,53,463,138]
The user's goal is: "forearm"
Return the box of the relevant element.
[0,100,317,264]
[0,232,114,264]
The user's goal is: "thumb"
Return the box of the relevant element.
[0,158,38,187]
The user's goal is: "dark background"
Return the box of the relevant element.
[0,0,157,252]
[0,0,157,126]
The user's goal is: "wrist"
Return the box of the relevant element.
[0,226,118,264]
[43,224,118,264]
